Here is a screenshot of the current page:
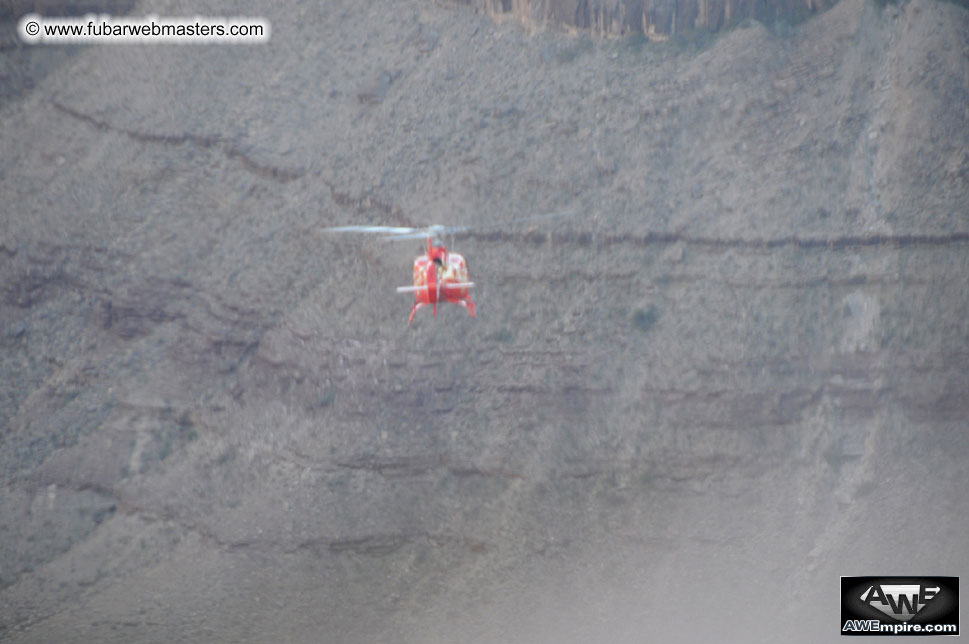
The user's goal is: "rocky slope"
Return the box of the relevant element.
[1,0,968,641]
[450,0,837,38]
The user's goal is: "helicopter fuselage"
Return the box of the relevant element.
[397,241,475,321]
[412,251,472,303]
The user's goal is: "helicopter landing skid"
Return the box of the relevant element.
[408,297,475,322]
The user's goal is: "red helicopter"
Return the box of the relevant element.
[326,214,571,322]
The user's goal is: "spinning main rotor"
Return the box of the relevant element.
[324,211,574,244]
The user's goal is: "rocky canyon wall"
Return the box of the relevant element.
[449,0,837,38]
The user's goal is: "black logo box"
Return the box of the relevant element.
[842,576,959,637]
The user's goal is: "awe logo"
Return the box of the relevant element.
[860,584,940,622]
[842,576,959,637]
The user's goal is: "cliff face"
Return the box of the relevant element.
[2,0,968,641]
[449,0,836,38]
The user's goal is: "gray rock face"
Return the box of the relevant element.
[1,0,968,642]
[0,1,136,22]
[450,0,837,38]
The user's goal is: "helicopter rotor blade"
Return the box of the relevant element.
[383,211,575,240]
[325,225,420,236]
[383,229,450,242]
[326,211,574,241]
[383,232,432,242]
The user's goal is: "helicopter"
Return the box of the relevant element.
[325,213,571,322]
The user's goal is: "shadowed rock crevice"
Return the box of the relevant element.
[470,229,969,248]
[51,101,305,184]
